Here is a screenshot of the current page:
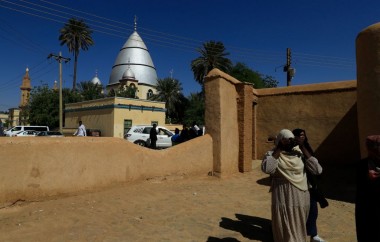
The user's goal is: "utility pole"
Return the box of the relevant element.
[48,52,70,133]
[283,48,295,86]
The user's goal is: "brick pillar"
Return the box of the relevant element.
[236,83,254,172]
[205,69,240,177]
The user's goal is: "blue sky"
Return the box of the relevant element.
[0,0,379,111]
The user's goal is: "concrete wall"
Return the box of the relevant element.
[0,136,213,206]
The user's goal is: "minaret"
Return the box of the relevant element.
[19,67,32,125]
[53,80,58,91]
[19,67,31,108]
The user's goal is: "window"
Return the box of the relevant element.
[32,127,49,131]
[124,119,132,135]
[142,127,151,134]
[12,126,22,131]
[147,89,153,99]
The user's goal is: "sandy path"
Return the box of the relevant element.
[0,162,355,242]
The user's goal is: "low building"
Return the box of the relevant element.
[64,97,166,138]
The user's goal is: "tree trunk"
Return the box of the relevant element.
[73,51,79,91]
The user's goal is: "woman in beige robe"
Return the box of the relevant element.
[262,129,322,242]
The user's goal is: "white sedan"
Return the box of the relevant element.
[125,125,174,148]
[13,130,38,137]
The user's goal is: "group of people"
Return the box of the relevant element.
[263,128,380,242]
[171,122,204,145]
[262,128,328,242]
[146,122,205,149]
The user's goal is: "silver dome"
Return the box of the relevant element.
[108,31,157,86]
[91,76,101,85]
[122,65,135,80]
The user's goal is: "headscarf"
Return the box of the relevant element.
[275,129,294,146]
[275,129,308,191]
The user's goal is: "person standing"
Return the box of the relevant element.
[73,121,86,136]
[293,128,327,242]
[192,121,200,137]
[179,124,189,142]
[149,123,158,149]
[171,128,180,145]
[355,135,380,242]
[0,119,4,136]
[261,129,322,242]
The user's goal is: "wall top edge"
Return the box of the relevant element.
[255,80,357,96]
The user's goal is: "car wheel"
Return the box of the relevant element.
[134,140,146,147]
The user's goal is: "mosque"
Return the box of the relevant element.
[5,20,169,138]
[64,20,167,137]
[87,19,159,100]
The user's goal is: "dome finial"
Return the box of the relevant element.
[134,15,137,31]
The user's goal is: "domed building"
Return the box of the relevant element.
[107,20,157,100]
[91,71,102,86]
[64,19,170,138]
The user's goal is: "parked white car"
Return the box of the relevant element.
[4,126,49,137]
[12,130,38,137]
[125,125,174,148]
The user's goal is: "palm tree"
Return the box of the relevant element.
[150,78,183,121]
[190,41,232,85]
[59,18,94,91]
[77,81,104,101]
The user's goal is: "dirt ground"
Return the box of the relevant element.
[0,161,355,242]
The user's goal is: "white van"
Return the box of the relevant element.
[4,126,49,137]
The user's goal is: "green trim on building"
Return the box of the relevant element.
[65,104,166,113]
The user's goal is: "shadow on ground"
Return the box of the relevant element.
[256,177,271,186]
[207,214,273,242]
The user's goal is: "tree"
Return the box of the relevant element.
[149,77,183,122]
[262,75,279,88]
[59,18,94,91]
[229,62,279,88]
[28,86,83,129]
[28,85,59,128]
[191,41,232,86]
[108,85,138,99]
[77,81,104,101]
[229,62,265,88]
[183,92,205,126]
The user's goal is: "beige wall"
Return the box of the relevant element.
[0,136,213,206]
[8,108,20,127]
[204,70,359,202]
[137,84,156,100]
[205,69,240,177]
[65,97,166,138]
[254,81,359,164]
